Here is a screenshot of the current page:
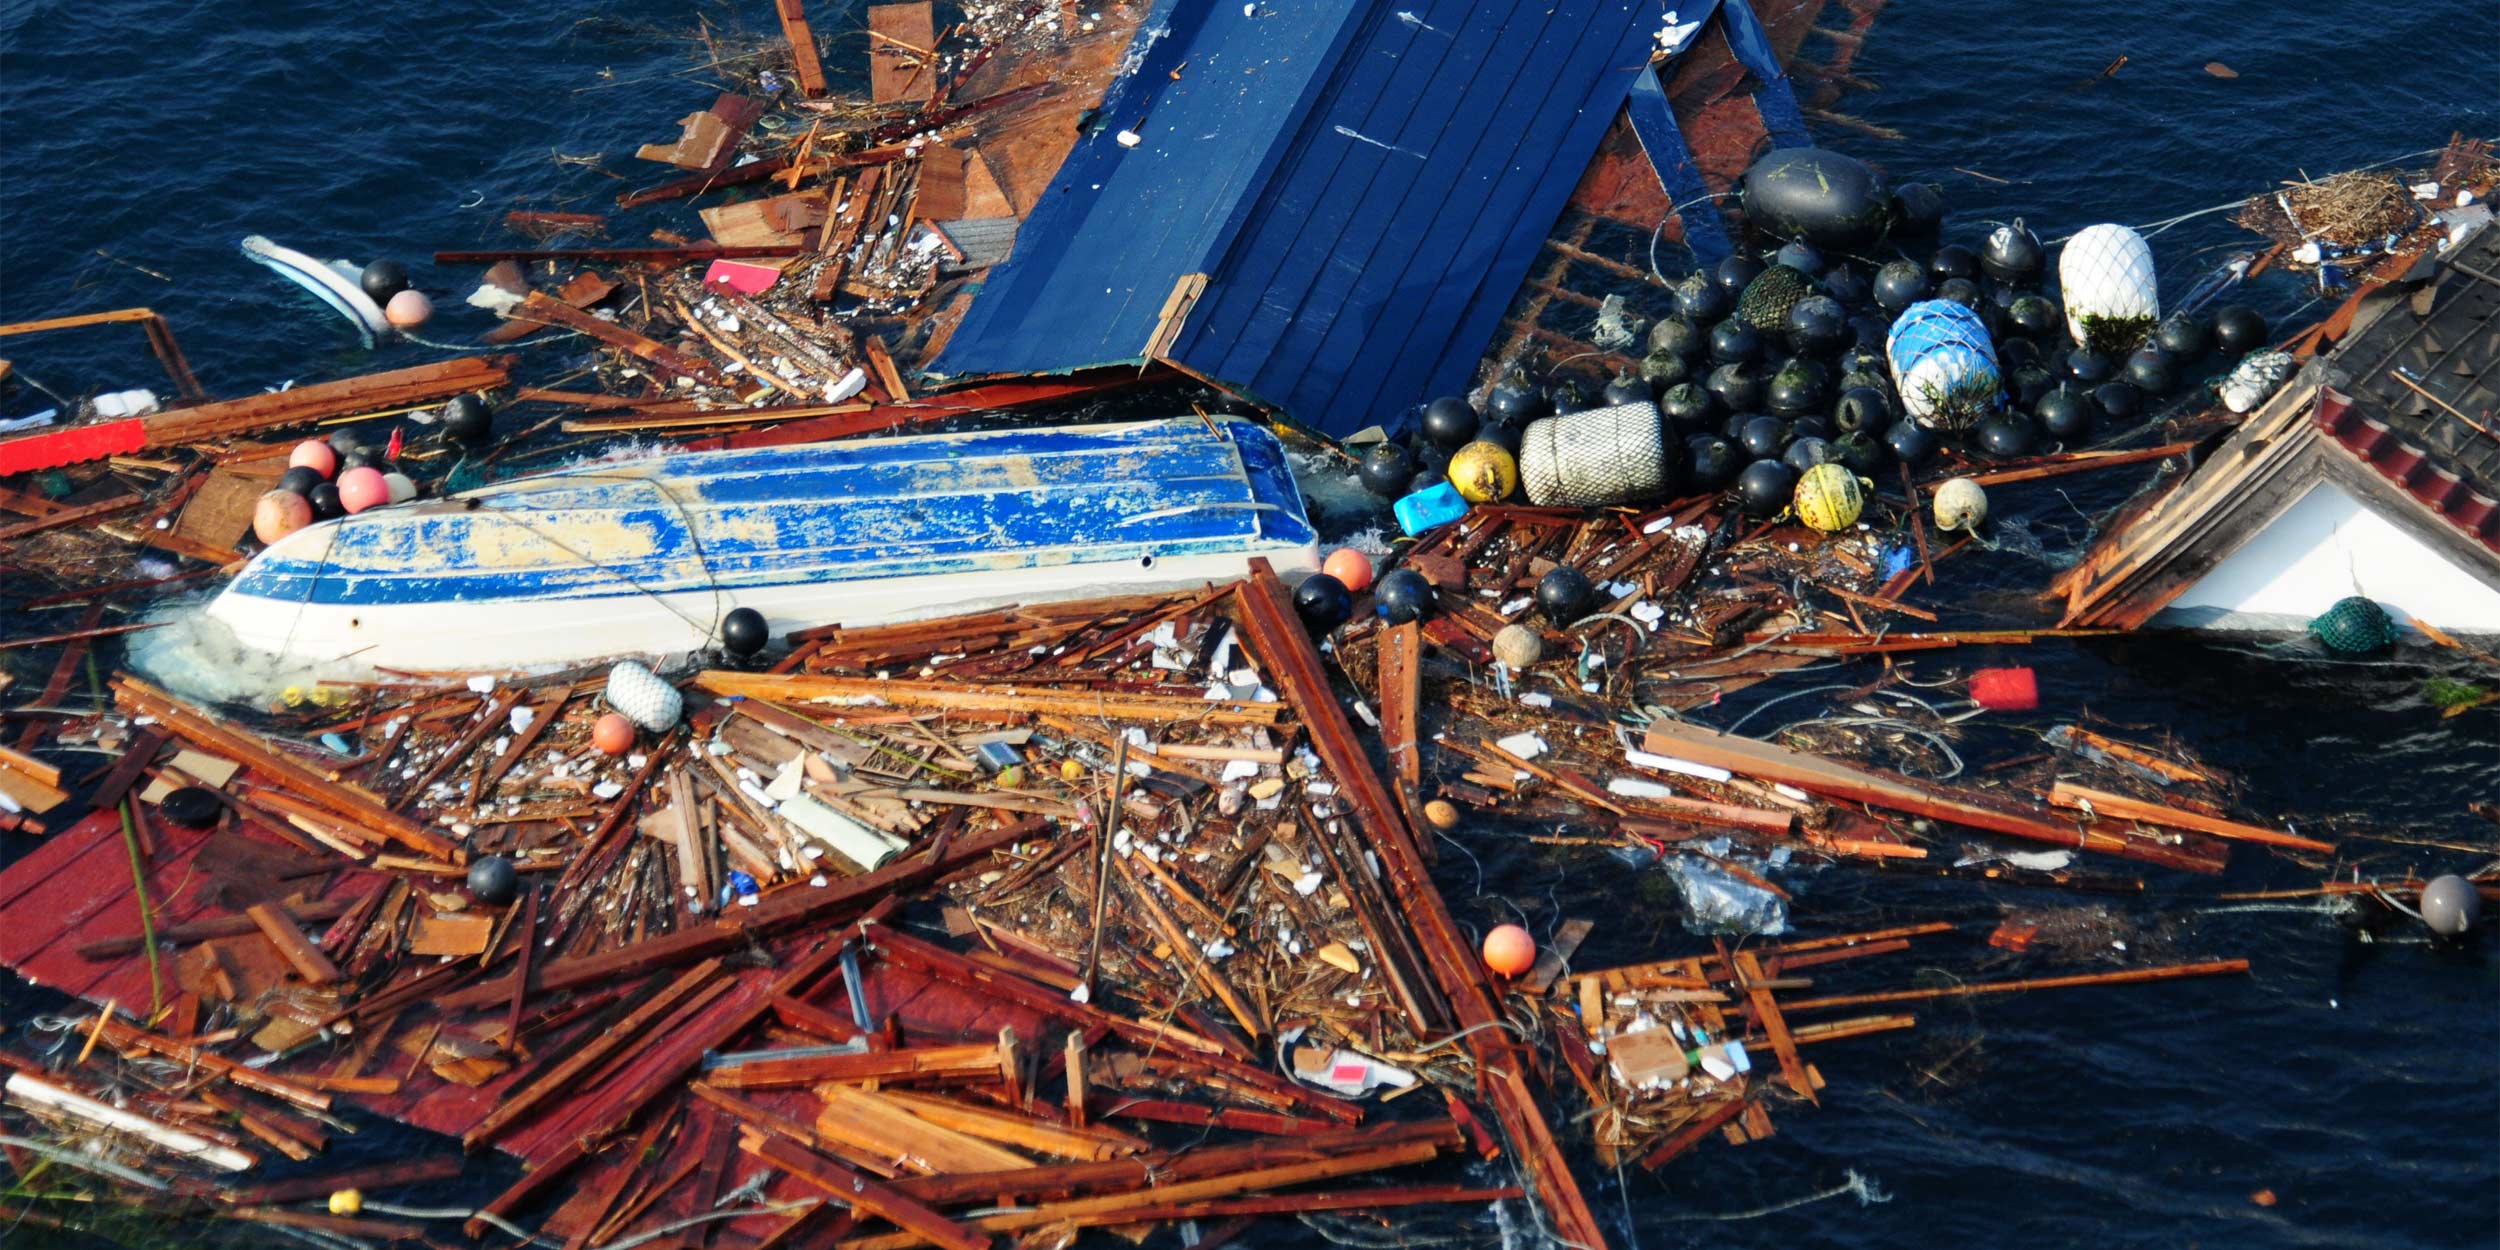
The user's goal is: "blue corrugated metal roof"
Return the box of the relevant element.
[935,0,1371,380]
[935,0,1715,436]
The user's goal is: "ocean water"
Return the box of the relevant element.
[2,2,2495,1248]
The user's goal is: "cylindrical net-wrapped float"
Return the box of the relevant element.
[2059,223,2160,352]
[1886,299,2001,431]
[1518,403,1671,508]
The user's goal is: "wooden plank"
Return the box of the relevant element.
[144,358,508,447]
[1230,565,1608,1250]
[438,819,1037,1009]
[1731,950,1812,1104]
[460,960,726,1150]
[510,291,739,392]
[1377,620,1422,821]
[814,1085,1036,1174]
[916,147,969,222]
[173,463,282,551]
[843,1140,1444,1250]
[407,911,496,957]
[2047,783,2334,855]
[777,0,830,95]
[862,333,912,401]
[1640,717,2223,873]
[747,1133,992,1250]
[113,679,459,860]
[708,1041,1007,1090]
[1521,918,1591,994]
[1782,959,2253,1013]
[245,903,340,985]
[867,3,938,104]
[694,671,1282,725]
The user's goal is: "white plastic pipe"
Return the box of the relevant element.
[4,1072,254,1171]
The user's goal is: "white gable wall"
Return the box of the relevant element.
[2160,480,2500,633]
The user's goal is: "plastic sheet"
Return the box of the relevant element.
[1658,850,1788,936]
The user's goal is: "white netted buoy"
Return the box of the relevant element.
[1517,403,1670,508]
[1933,477,1988,533]
[606,660,682,732]
[2220,350,2297,413]
[1886,300,2000,431]
[2059,224,2160,351]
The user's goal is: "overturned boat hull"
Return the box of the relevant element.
[208,418,1322,671]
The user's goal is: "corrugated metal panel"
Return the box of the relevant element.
[938,0,1670,435]
[1171,0,1663,432]
[935,0,1372,378]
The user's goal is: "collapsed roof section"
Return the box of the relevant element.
[933,0,1810,437]
[2054,219,2500,631]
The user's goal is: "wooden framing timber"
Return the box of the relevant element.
[695,671,1286,725]
[1230,563,1611,1250]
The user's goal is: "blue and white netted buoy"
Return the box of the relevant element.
[606,660,683,731]
[2307,596,2399,654]
[1886,300,2000,431]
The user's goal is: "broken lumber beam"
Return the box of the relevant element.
[438,818,1037,1009]
[888,1120,1461,1208]
[843,1139,1447,1250]
[0,356,510,475]
[746,1133,992,1250]
[777,0,829,95]
[508,291,739,391]
[76,896,358,960]
[112,678,460,861]
[93,1017,331,1112]
[694,671,1285,725]
[707,1041,1008,1090]
[1231,563,1610,1250]
[2046,783,2334,855]
[1640,717,2226,873]
[434,244,809,265]
[245,903,341,985]
[1782,958,2252,1012]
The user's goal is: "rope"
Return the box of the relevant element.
[1649,1169,1892,1221]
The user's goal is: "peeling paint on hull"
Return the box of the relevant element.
[209,418,1322,670]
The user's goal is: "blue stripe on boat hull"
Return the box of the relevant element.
[226,418,1318,610]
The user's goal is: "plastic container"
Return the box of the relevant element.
[1970,667,2040,711]
[1393,480,1468,536]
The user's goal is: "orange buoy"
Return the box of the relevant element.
[591,712,636,756]
[1482,924,1536,977]
[288,439,338,478]
[251,490,314,544]
[1323,548,1374,592]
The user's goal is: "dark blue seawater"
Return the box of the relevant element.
[3,2,2495,1248]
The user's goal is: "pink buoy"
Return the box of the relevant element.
[252,490,314,544]
[336,466,390,514]
[287,439,338,478]
[384,288,433,329]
